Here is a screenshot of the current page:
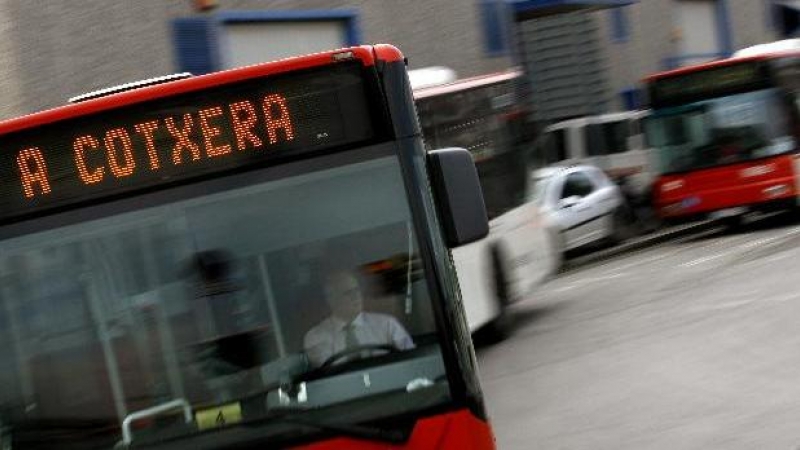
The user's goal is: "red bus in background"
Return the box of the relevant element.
[644,48,800,225]
[0,45,496,449]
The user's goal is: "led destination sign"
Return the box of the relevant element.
[649,60,771,107]
[0,62,377,223]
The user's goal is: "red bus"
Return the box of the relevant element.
[0,45,496,449]
[645,50,800,225]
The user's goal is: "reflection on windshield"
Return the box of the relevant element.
[645,89,797,173]
[303,269,416,369]
[0,155,449,448]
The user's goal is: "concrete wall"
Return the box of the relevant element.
[727,0,777,51]
[517,12,610,122]
[594,0,778,113]
[0,0,777,122]
[595,1,680,112]
[0,0,512,119]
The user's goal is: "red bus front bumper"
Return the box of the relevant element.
[655,155,799,220]
[291,410,495,450]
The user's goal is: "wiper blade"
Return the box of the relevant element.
[6,418,119,446]
[248,408,409,444]
[273,416,408,444]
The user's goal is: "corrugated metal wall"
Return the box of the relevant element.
[515,12,610,124]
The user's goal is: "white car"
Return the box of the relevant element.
[531,110,654,201]
[531,165,628,256]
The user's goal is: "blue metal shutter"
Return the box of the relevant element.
[171,17,220,75]
[479,0,510,56]
[608,7,630,43]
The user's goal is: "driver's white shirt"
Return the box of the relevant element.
[303,312,415,368]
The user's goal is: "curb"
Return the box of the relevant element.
[562,219,720,272]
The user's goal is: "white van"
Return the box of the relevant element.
[532,111,655,199]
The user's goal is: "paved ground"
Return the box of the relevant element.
[477,214,800,450]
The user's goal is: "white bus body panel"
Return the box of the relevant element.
[453,201,557,331]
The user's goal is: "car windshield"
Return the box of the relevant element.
[0,151,449,449]
[645,88,797,173]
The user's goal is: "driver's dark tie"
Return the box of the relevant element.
[344,322,359,351]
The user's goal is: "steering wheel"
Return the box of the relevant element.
[317,344,399,372]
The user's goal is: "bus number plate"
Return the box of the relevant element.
[710,207,746,219]
[681,196,700,208]
[195,402,243,431]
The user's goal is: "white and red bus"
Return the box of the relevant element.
[644,47,800,225]
[0,45,498,449]
[412,68,557,338]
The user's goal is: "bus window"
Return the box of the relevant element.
[0,153,445,443]
[648,89,793,173]
[585,124,608,156]
[629,118,646,149]
[586,120,628,156]
[538,129,568,164]
[416,79,525,219]
[604,120,630,154]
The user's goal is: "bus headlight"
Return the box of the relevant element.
[661,180,684,192]
[763,184,790,198]
[661,203,683,215]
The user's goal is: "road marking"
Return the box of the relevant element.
[605,248,684,272]
[550,272,626,293]
[689,292,797,313]
[681,226,800,268]
[681,252,731,267]
[690,298,759,312]
[763,250,795,264]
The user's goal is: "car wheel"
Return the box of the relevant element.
[721,214,743,231]
[551,228,567,273]
[789,204,800,223]
[608,205,632,245]
[483,245,514,342]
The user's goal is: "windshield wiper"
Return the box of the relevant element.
[246,408,409,444]
[4,418,119,447]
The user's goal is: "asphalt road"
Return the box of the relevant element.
[477,214,800,450]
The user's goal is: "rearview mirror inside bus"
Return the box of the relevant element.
[427,148,489,247]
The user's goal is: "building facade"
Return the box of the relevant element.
[511,0,788,124]
[597,0,781,113]
[0,0,514,120]
[0,1,796,126]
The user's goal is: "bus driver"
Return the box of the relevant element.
[303,269,415,368]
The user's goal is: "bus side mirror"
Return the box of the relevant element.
[428,148,489,247]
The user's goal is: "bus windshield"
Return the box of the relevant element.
[645,88,797,174]
[0,150,449,449]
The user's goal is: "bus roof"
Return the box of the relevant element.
[412,69,521,99]
[734,38,800,58]
[544,110,648,131]
[0,44,403,137]
[644,51,800,83]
